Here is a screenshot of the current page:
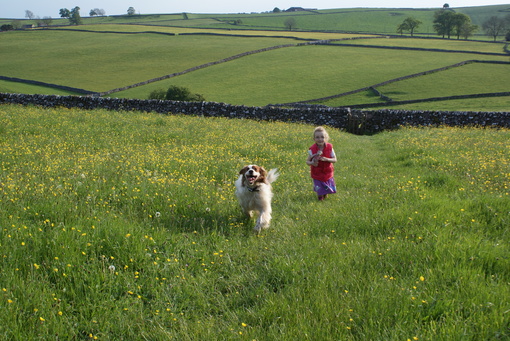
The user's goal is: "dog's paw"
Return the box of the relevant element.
[254,222,269,233]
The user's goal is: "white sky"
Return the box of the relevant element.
[2,0,509,19]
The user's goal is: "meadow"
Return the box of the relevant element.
[0,103,509,340]
[1,4,509,111]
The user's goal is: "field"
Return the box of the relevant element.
[1,4,509,111]
[1,4,509,340]
[0,104,509,339]
[3,5,508,33]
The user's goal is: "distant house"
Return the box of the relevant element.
[285,7,317,12]
[23,24,36,29]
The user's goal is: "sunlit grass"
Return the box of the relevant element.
[2,26,508,111]
[115,44,507,107]
[0,30,299,92]
[338,37,508,54]
[0,104,508,339]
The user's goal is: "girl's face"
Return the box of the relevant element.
[314,132,326,146]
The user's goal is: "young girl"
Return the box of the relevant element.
[306,126,337,200]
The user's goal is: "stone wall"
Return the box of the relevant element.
[1,93,508,135]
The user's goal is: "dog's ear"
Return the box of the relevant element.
[258,166,267,182]
[239,166,249,175]
[259,166,267,177]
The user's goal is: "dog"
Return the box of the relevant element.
[235,165,279,232]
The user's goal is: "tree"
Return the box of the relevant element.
[59,8,71,19]
[69,7,82,25]
[11,20,22,29]
[459,22,478,39]
[127,7,136,16]
[284,17,297,31]
[397,17,422,36]
[452,13,470,39]
[25,10,35,19]
[433,9,456,38]
[89,8,106,16]
[273,7,281,13]
[443,3,450,9]
[483,16,507,41]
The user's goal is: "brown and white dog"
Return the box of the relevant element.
[235,165,279,232]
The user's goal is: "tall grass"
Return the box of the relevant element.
[0,104,508,340]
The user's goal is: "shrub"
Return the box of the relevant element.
[148,86,205,102]
[148,89,166,100]
[166,85,205,101]
[1,24,14,31]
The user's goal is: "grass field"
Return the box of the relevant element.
[5,5,507,34]
[1,4,509,111]
[0,103,509,339]
[113,42,508,108]
[0,29,300,93]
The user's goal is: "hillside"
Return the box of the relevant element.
[0,5,509,111]
[3,5,509,35]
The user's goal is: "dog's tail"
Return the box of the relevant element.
[267,168,279,184]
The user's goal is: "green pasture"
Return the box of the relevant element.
[336,37,508,54]
[1,4,509,111]
[0,104,508,339]
[0,80,81,96]
[377,63,510,100]
[3,4,508,34]
[457,4,510,26]
[114,43,508,108]
[53,24,370,40]
[196,5,510,35]
[223,9,437,34]
[378,96,510,112]
[0,29,299,92]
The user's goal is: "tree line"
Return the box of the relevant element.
[397,4,510,41]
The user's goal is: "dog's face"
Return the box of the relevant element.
[239,165,267,186]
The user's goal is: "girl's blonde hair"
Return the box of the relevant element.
[313,126,330,142]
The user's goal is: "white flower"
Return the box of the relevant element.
[155,212,161,218]
[108,265,116,272]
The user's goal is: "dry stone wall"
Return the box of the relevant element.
[1,93,508,135]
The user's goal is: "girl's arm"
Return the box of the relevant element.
[306,153,315,165]
[319,155,337,163]
[320,148,337,163]
[306,151,318,166]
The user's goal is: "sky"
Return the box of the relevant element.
[2,0,509,19]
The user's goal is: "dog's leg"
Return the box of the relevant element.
[255,207,272,232]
